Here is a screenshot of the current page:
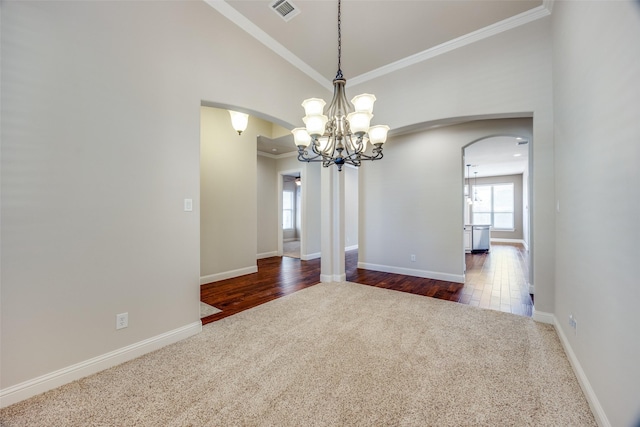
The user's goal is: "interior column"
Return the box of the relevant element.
[320,165,345,282]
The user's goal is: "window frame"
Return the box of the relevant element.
[471,182,515,231]
[282,190,295,230]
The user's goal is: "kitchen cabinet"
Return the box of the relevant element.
[464,226,472,253]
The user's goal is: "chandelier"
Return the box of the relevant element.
[291,0,389,172]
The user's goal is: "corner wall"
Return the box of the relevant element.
[552,2,640,426]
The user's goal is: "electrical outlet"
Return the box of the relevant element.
[116,312,128,330]
[410,254,416,262]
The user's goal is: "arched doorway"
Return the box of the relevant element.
[463,134,533,315]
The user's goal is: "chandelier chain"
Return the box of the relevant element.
[336,0,343,80]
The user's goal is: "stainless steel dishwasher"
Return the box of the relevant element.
[472,225,491,253]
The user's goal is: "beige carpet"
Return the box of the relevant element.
[200,301,221,318]
[0,282,596,426]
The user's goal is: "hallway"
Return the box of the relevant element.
[462,243,532,316]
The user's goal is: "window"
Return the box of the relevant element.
[472,183,514,230]
[283,190,294,229]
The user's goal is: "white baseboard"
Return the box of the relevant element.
[257,251,278,259]
[553,317,611,427]
[532,308,554,324]
[357,262,465,284]
[0,321,202,409]
[200,265,257,285]
[345,244,359,252]
[320,273,346,283]
[491,238,529,252]
[301,252,321,261]
[491,238,526,246]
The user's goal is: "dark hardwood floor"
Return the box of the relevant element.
[200,243,533,325]
[200,256,320,324]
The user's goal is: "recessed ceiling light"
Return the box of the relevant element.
[513,153,522,157]
[272,148,278,152]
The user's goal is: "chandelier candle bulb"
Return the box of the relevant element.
[347,112,373,136]
[301,98,326,116]
[368,125,390,145]
[292,127,312,147]
[303,114,328,137]
[351,94,376,113]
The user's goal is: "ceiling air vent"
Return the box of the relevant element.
[270,0,300,22]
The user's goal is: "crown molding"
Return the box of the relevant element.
[203,0,332,88]
[207,0,553,88]
[350,3,552,86]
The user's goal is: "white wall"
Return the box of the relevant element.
[359,119,532,284]
[0,0,322,400]
[353,16,555,313]
[552,2,640,426]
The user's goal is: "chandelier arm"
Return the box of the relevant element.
[297,147,323,163]
[310,139,322,156]
[349,133,366,154]
[350,144,384,161]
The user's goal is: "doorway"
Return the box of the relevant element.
[279,170,303,259]
[462,135,532,293]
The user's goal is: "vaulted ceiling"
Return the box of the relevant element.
[206,0,548,86]
[207,0,546,174]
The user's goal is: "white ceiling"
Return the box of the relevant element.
[465,136,529,178]
[208,0,544,176]
[207,0,547,86]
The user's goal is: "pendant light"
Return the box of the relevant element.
[291,0,389,171]
[474,171,479,202]
[466,164,473,205]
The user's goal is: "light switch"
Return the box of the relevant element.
[184,198,193,212]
